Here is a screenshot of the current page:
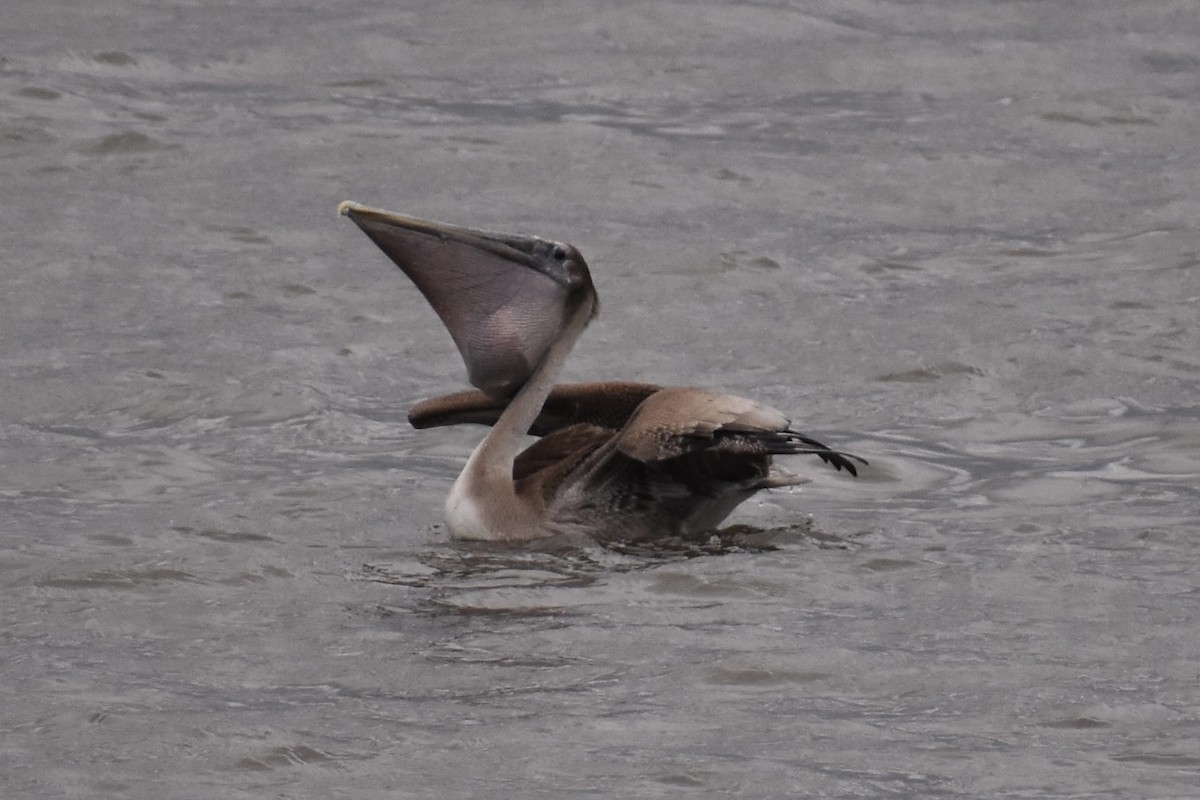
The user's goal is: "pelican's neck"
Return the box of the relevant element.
[447,304,592,539]
[478,306,589,471]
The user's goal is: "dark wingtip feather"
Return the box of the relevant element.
[686,427,867,477]
[780,430,868,477]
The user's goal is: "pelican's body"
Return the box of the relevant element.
[339,201,864,541]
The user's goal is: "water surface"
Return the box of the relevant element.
[3,2,1199,797]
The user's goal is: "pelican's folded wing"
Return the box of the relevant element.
[409,381,663,436]
[613,388,866,475]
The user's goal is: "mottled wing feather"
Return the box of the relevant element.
[534,381,663,433]
[615,388,865,475]
[614,388,787,461]
[513,423,614,499]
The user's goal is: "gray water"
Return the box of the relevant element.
[4,1,1200,797]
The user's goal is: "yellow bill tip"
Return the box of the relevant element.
[337,200,365,217]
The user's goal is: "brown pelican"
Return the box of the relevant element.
[338,201,865,541]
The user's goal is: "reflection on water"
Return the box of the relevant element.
[4,0,1200,797]
[360,522,858,613]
